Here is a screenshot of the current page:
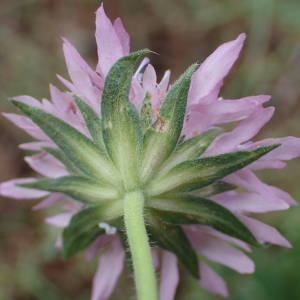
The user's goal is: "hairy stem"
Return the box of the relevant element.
[123,190,158,300]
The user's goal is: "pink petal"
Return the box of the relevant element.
[92,236,124,300]
[85,235,114,261]
[32,193,64,210]
[183,95,270,138]
[63,42,99,108]
[49,85,88,131]
[239,215,292,248]
[189,33,246,105]
[113,18,130,55]
[10,95,42,107]
[130,77,147,111]
[25,152,68,178]
[3,113,49,140]
[19,141,55,151]
[49,84,74,112]
[207,95,270,125]
[143,64,157,94]
[186,229,255,274]
[159,251,179,300]
[62,38,103,88]
[213,191,289,213]
[205,107,274,156]
[143,64,161,111]
[225,169,296,206]
[45,212,73,228]
[57,74,77,94]
[247,137,300,169]
[199,262,229,297]
[158,70,171,93]
[250,160,287,170]
[95,4,127,76]
[41,98,54,113]
[197,225,251,252]
[57,74,99,114]
[0,178,49,200]
[62,200,82,212]
[134,57,150,78]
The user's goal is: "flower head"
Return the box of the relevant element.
[1,4,300,299]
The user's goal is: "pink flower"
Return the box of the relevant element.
[1,3,300,299]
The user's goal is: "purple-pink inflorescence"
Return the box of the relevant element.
[1,4,300,299]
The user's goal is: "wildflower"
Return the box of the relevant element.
[1,4,300,300]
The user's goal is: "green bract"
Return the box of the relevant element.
[13,50,278,279]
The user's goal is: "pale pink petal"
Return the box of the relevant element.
[3,113,49,140]
[206,95,270,125]
[19,141,55,151]
[134,57,150,78]
[143,64,160,111]
[199,262,229,297]
[212,191,289,213]
[196,225,251,252]
[0,178,49,199]
[32,193,64,210]
[49,85,88,132]
[159,251,179,300]
[246,137,300,170]
[205,107,274,156]
[57,74,98,112]
[63,42,99,108]
[186,229,255,274]
[184,96,270,138]
[62,38,103,88]
[57,74,77,94]
[269,185,297,206]
[143,64,157,94]
[189,33,246,105]
[183,107,210,137]
[130,77,147,111]
[225,169,296,206]
[40,98,54,113]
[45,212,73,228]
[250,160,287,170]
[25,152,68,178]
[95,4,126,76]
[158,70,171,93]
[239,215,292,248]
[113,18,130,55]
[92,236,124,300]
[62,200,83,212]
[10,95,42,107]
[49,84,74,112]
[258,137,300,161]
[85,235,114,261]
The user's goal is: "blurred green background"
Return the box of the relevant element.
[1,0,300,299]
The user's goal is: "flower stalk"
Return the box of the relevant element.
[123,190,158,300]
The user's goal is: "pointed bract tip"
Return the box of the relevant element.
[139,48,156,56]
[11,99,25,109]
[258,143,281,153]
[119,49,155,63]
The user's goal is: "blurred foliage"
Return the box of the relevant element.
[1,0,300,299]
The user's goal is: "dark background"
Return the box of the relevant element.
[1,0,300,299]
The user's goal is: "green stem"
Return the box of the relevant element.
[123,190,158,300]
